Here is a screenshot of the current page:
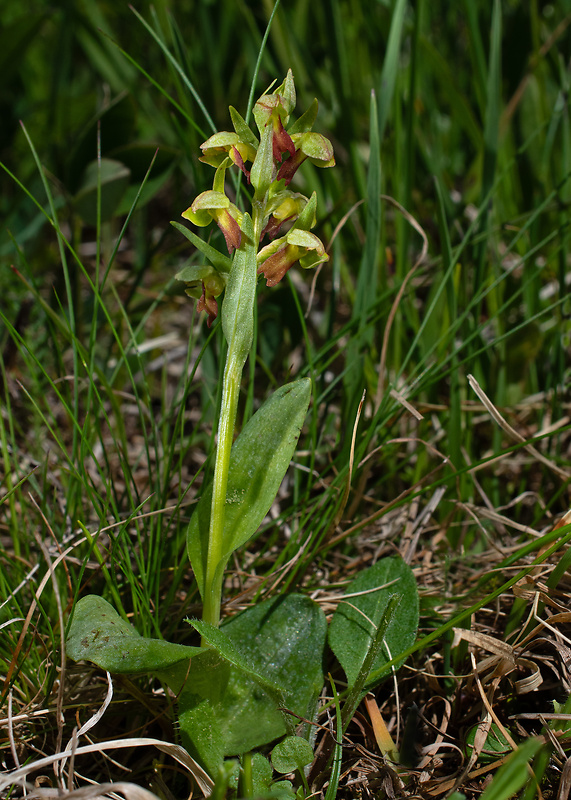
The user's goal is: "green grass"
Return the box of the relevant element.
[1,1,571,797]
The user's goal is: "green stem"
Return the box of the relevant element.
[201,213,258,637]
[202,348,242,631]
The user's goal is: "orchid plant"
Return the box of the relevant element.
[173,70,334,632]
[66,72,418,792]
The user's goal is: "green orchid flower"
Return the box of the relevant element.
[199,132,258,181]
[177,72,334,322]
[261,191,309,240]
[254,70,297,164]
[182,189,243,254]
[175,264,226,327]
[277,131,335,186]
[257,228,328,287]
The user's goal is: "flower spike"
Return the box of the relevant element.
[176,69,334,324]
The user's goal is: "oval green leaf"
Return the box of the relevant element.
[272,736,314,774]
[218,594,326,754]
[328,557,418,689]
[66,595,200,674]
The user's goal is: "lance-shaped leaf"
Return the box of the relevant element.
[229,105,259,148]
[187,378,311,598]
[250,123,275,201]
[170,221,232,274]
[288,98,319,135]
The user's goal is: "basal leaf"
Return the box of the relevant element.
[328,558,418,688]
[187,378,311,598]
[218,594,326,754]
[178,597,325,771]
[189,619,287,708]
[272,736,313,774]
[178,690,226,779]
[250,753,276,798]
[66,595,200,676]
[466,722,512,764]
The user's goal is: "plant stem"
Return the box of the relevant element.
[202,349,242,631]
[200,211,261,637]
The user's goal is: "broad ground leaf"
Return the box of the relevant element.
[251,753,297,800]
[178,690,226,779]
[189,619,287,709]
[177,649,231,776]
[219,594,326,754]
[272,736,314,774]
[66,595,200,678]
[328,558,418,688]
[182,594,326,760]
[250,754,298,800]
[466,722,512,764]
[187,378,311,597]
